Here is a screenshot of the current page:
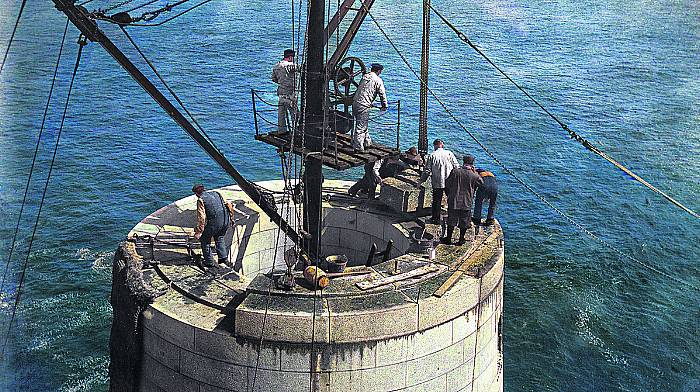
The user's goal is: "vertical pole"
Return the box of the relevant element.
[396,99,401,151]
[303,0,326,260]
[251,89,259,136]
[418,0,430,155]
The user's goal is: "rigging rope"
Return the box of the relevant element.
[102,0,139,13]
[428,4,698,220]
[251,1,309,388]
[0,0,28,76]
[124,0,160,14]
[96,0,216,26]
[0,20,70,294]
[2,34,87,356]
[362,7,700,292]
[119,26,220,150]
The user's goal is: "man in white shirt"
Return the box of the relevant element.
[271,49,301,132]
[352,63,388,151]
[418,139,460,224]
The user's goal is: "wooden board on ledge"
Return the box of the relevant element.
[255,130,400,170]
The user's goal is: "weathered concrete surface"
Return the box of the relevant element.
[116,180,504,392]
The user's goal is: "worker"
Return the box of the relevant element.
[352,63,388,152]
[473,168,499,226]
[442,155,483,245]
[271,49,301,132]
[418,139,459,224]
[192,184,236,268]
[400,146,424,167]
[348,159,383,199]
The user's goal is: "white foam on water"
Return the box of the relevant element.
[574,303,629,367]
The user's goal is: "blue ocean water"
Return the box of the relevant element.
[0,0,698,390]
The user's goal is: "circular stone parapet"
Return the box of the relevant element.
[123,180,504,392]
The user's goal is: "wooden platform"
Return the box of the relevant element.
[255,130,400,170]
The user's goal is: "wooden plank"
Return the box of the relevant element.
[433,271,463,298]
[432,229,500,297]
[356,264,440,290]
[257,131,398,171]
[447,229,500,269]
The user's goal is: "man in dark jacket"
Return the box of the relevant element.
[193,184,235,267]
[473,168,498,226]
[442,155,483,245]
[348,159,383,199]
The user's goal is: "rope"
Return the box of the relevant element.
[307,1,335,388]
[251,1,310,388]
[102,0,139,12]
[428,4,698,220]
[119,26,220,149]
[124,0,160,14]
[97,0,216,26]
[363,8,700,292]
[0,0,27,76]
[0,20,70,293]
[2,34,87,356]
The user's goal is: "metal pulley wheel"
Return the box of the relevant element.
[333,56,366,104]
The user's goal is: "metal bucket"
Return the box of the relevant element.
[324,254,348,273]
[411,229,439,260]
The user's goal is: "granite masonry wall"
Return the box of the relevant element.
[127,181,503,392]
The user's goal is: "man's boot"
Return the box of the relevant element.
[456,228,466,246]
[440,225,454,245]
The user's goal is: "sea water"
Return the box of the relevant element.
[0,0,698,390]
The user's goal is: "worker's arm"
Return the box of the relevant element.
[377,79,388,110]
[194,198,206,239]
[271,66,278,84]
[445,170,455,190]
[450,152,459,169]
[226,201,236,226]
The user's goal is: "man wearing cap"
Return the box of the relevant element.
[442,155,483,245]
[418,139,460,224]
[192,184,236,268]
[400,146,424,167]
[473,168,498,226]
[272,49,301,132]
[352,63,388,152]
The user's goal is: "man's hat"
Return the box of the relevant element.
[284,49,295,57]
[433,138,443,146]
[192,184,205,193]
[371,63,384,71]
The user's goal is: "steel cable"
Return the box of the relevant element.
[124,0,161,14]
[0,20,71,294]
[119,25,220,150]
[251,2,311,389]
[2,34,87,356]
[0,0,28,76]
[363,7,700,292]
[428,3,698,220]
